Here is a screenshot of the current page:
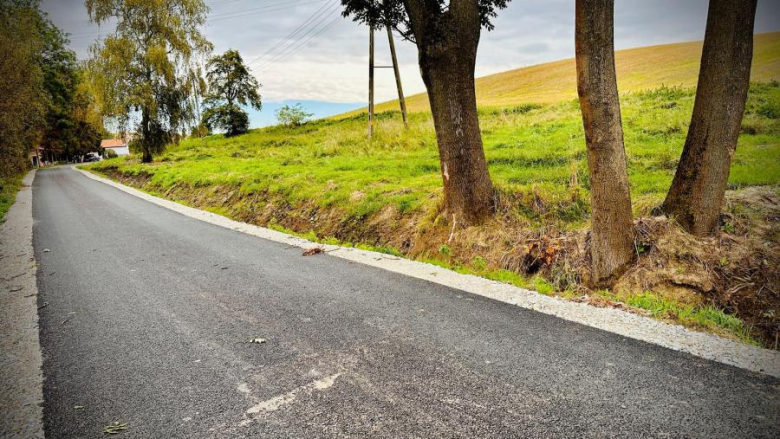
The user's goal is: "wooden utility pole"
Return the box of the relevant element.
[367,9,408,137]
[386,26,408,126]
[368,25,375,139]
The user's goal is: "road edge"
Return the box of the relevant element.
[0,170,44,438]
[77,167,780,378]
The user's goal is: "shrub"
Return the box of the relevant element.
[276,103,313,127]
[103,149,118,159]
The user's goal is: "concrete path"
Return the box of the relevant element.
[1,171,44,438]
[31,166,780,438]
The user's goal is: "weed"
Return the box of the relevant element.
[472,256,487,271]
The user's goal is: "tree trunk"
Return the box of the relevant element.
[661,0,757,236]
[575,0,636,286]
[141,108,152,163]
[409,4,494,225]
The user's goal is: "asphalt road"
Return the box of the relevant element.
[33,166,779,438]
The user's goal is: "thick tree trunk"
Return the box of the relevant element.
[575,0,636,286]
[409,4,494,225]
[662,0,757,236]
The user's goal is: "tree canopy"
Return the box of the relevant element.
[0,0,103,176]
[0,0,46,176]
[86,0,213,162]
[40,15,103,160]
[340,0,510,40]
[201,49,261,137]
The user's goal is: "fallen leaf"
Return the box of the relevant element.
[103,421,128,435]
[74,406,84,410]
[249,337,267,344]
[43,249,50,253]
[302,247,324,256]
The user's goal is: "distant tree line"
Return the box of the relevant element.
[0,0,104,178]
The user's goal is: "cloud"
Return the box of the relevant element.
[43,0,780,104]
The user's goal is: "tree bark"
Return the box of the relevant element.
[141,108,152,163]
[405,0,494,225]
[661,0,757,236]
[575,0,636,286]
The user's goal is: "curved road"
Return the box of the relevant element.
[33,166,779,438]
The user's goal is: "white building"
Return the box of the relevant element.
[100,139,130,157]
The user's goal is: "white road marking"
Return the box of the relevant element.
[246,373,342,414]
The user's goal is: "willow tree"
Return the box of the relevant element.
[575,0,635,285]
[86,0,212,162]
[661,0,757,236]
[342,0,510,225]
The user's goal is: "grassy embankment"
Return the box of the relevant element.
[87,34,780,347]
[0,174,25,223]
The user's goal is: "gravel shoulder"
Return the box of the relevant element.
[0,170,44,438]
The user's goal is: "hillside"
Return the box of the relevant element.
[88,79,780,347]
[353,31,780,116]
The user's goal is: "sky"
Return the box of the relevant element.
[42,0,780,127]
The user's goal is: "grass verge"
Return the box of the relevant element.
[0,173,25,224]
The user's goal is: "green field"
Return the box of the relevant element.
[354,32,780,116]
[91,82,780,228]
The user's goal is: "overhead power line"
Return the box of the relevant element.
[258,14,342,71]
[254,6,343,71]
[59,0,271,25]
[209,0,323,22]
[243,0,338,67]
[66,0,323,38]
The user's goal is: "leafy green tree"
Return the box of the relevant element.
[86,0,213,162]
[39,16,78,160]
[342,0,510,224]
[0,0,103,172]
[275,104,313,127]
[0,0,46,176]
[39,17,104,161]
[202,49,261,137]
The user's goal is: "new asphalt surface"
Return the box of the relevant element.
[33,166,779,438]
